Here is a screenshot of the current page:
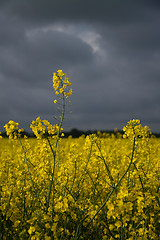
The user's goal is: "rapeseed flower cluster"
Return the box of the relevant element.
[30,117,63,139]
[123,119,151,139]
[4,120,24,139]
[0,70,160,239]
[53,70,72,101]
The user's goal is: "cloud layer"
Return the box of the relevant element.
[0,0,160,133]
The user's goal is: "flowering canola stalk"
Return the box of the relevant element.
[4,70,72,214]
[45,70,72,213]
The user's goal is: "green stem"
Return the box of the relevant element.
[95,139,115,188]
[70,159,77,192]
[45,137,56,212]
[45,78,66,213]
[77,138,93,190]
[133,162,145,198]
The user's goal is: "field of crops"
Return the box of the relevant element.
[0,71,160,239]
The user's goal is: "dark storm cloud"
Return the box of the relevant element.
[0,0,160,133]
[0,17,93,87]
[3,0,158,24]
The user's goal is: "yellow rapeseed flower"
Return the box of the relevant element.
[28,226,36,235]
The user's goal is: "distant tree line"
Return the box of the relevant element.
[1,128,160,138]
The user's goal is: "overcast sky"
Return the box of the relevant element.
[0,0,160,133]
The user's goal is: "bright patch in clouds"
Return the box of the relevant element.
[26,23,103,55]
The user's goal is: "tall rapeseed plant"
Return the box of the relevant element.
[3,70,72,215]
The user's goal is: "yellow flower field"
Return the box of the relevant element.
[0,71,160,239]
